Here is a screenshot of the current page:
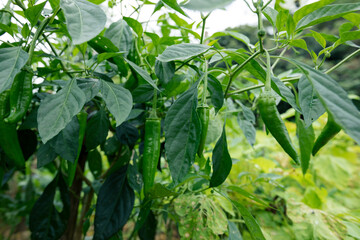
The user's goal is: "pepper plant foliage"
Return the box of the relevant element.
[0,0,360,239]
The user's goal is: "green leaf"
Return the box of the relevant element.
[343,12,360,26]
[105,20,133,56]
[298,76,325,128]
[296,116,315,175]
[24,1,46,27]
[87,0,106,4]
[210,125,232,187]
[296,3,360,30]
[164,84,201,183]
[231,201,266,240]
[155,60,175,86]
[37,142,57,168]
[0,10,11,36]
[60,0,106,45]
[147,183,177,199]
[310,30,327,48]
[88,149,102,178]
[77,78,101,102]
[100,80,133,127]
[124,59,160,91]
[85,107,109,150]
[29,173,70,240]
[207,31,250,47]
[161,0,188,17]
[182,0,234,12]
[227,185,268,207]
[263,7,278,28]
[207,74,224,113]
[0,47,29,94]
[238,118,256,147]
[289,59,360,145]
[138,210,157,240]
[157,43,211,62]
[49,116,79,163]
[97,52,125,64]
[38,78,86,143]
[293,0,335,23]
[228,221,242,240]
[21,23,30,38]
[94,166,134,240]
[340,30,360,42]
[123,17,143,37]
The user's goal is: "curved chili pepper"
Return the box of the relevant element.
[4,70,33,123]
[0,90,25,168]
[312,114,341,156]
[258,91,299,163]
[197,105,209,157]
[142,118,161,194]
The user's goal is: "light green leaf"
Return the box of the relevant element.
[289,59,360,145]
[164,85,201,183]
[124,59,160,91]
[298,76,325,127]
[310,30,327,48]
[123,17,143,37]
[147,183,177,199]
[38,79,86,143]
[340,30,360,42]
[238,118,256,147]
[227,185,268,207]
[296,3,360,30]
[100,80,132,127]
[0,47,29,94]
[157,43,211,62]
[289,39,308,51]
[60,0,106,45]
[182,0,234,12]
[343,12,360,26]
[263,7,278,28]
[97,52,124,63]
[207,31,250,46]
[24,1,46,27]
[105,20,133,55]
[87,0,106,4]
[293,0,335,23]
[228,221,242,240]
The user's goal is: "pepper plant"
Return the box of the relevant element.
[0,0,360,239]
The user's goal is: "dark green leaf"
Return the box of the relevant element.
[17,129,37,161]
[147,183,177,199]
[165,84,201,183]
[77,78,101,102]
[94,166,135,240]
[238,118,256,147]
[0,47,29,93]
[298,76,325,128]
[88,149,102,178]
[138,210,157,240]
[105,20,133,55]
[210,125,232,187]
[157,43,211,62]
[85,108,109,150]
[296,116,315,175]
[115,122,139,148]
[37,78,86,143]
[29,173,70,240]
[208,75,224,113]
[155,60,175,85]
[37,142,57,168]
[127,164,143,193]
[132,84,154,103]
[100,80,133,127]
[125,59,160,91]
[60,0,106,44]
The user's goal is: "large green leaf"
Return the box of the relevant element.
[161,0,188,17]
[157,43,211,62]
[182,0,234,12]
[228,221,242,240]
[155,60,175,86]
[289,59,360,145]
[104,20,133,56]
[164,84,201,183]
[210,125,232,187]
[296,3,360,30]
[298,76,325,128]
[38,79,86,143]
[85,107,109,150]
[29,173,70,240]
[296,116,315,175]
[60,0,106,44]
[0,47,29,94]
[208,74,224,113]
[293,0,335,23]
[94,166,134,240]
[100,80,132,127]
[24,2,46,27]
[340,30,360,42]
[231,201,266,240]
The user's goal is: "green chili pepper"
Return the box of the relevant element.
[258,91,299,163]
[0,90,25,168]
[197,105,209,157]
[4,70,33,123]
[142,118,161,194]
[312,114,341,156]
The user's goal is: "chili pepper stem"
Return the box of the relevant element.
[201,60,208,105]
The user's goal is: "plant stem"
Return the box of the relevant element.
[265,50,271,91]
[227,77,299,97]
[201,60,208,105]
[325,48,360,74]
[224,50,261,97]
[200,13,210,44]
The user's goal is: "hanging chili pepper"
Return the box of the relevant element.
[0,90,25,168]
[258,91,299,163]
[312,114,341,156]
[197,105,209,157]
[142,117,161,194]
[4,70,33,123]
